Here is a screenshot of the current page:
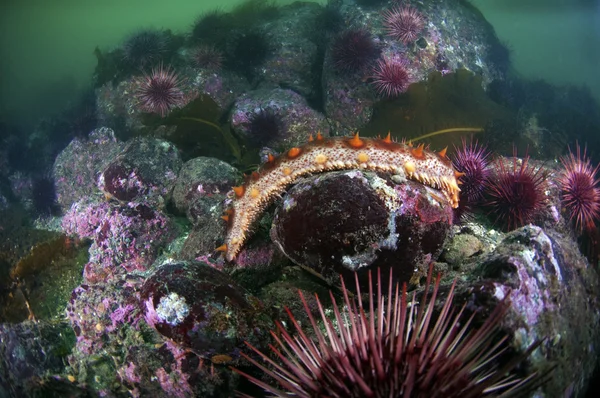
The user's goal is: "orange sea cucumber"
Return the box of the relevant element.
[219,133,461,261]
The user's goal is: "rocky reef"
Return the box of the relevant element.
[2,1,600,397]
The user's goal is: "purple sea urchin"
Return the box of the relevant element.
[135,64,185,117]
[331,28,381,75]
[382,6,425,44]
[452,137,490,203]
[247,107,285,146]
[233,265,542,397]
[122,29,168,69]
[485,151,547,231]
[371,56,410,98]
[191,44,223,71]
[559,144,600,231]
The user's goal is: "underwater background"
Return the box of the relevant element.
[1,0,599,130]
[2,0,600,397]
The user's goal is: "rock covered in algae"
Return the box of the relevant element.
[446,224,600,397]
[171,156,240,218]
[140,261,272,359]
[270,170,453,288]
[53,127,124,211]
[98,137,182,206]
[0,321,80,397]
[230,87,330,150]
[62,200,176,283]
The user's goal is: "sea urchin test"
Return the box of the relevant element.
[218,132,462,261]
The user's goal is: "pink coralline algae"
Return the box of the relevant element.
[67,281,141,355]
[62,200,176,283]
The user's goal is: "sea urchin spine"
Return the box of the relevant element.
[233,264,542,397]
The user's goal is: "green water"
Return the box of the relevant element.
[0,0,598,129]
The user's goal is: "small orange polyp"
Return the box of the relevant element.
[347,132,365,148]
[288,147,302,159]
[411,143,425,159]
[383,132,393,144]
[233,186,245,197]
[215,244,227,252]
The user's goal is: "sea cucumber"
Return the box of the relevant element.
[219,133,461,261]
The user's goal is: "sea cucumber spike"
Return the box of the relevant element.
[233,186,245,197]
[221,215,229,222]
[267,153,276,162]
[316,131,324,141]
[251,171,260,180]
[383,132,393,144]
[223,136,460,261]
[348,132,365,148]
[412,143,425,158]
[455,170,466,178]
[308,134,314,142]
[216,244,227,252]
[288,147,302,158]
[438,147,448,158]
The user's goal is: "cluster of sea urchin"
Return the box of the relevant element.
[558,144,600,231]
[233,265,541,398]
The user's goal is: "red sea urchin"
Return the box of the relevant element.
[371,56,411,98]
[233,265,542,397]
[135,64,185,117]
[559,144,600,231]
[382,6,425,44]
[486,151,547,231]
